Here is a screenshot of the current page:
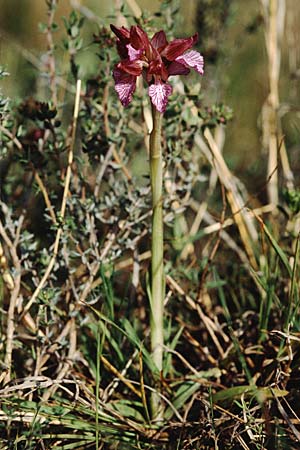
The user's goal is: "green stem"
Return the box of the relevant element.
[149,105,164,418]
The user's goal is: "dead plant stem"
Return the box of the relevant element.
[0,215,22,383]
[21,79,82,318]
[46,0,58,106]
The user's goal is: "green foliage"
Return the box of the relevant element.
[283,188,300,216]
[63,11,85,79]
[212,384,288,403]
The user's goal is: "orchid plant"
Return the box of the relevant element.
[110,23,204,418]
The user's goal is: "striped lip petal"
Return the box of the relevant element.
[148,82,173,113]
[113,68,136,107]
[162,33,198,61]
[175,50,204,75]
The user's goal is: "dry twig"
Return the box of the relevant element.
[0,209,23,383]
[21,79,82,319]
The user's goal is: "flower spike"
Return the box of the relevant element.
[110,24,204,112]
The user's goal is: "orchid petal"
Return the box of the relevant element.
[175,50,204,75]
[126,44,144,61]
[162,33,198,61]
[117,41,129,59]
[168,61,190,76]
[110,24,130,41]
[148,82,172,113]
[118,59,143,76]
[130,25,150,50]
[148,59,169,81]
[113,68,136,107]
[151,30,168,51]
[110,24,131,59]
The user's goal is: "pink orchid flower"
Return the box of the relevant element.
[110,24,204,113]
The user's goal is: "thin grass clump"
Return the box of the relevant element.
[0,0,300,449]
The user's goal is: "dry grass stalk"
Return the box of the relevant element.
[77,198,274,305]
[0,125,57,224]
[166,274,225,358]
[46,0,58,106]
[21,79,82,319]
[70,0,103,25]
[0,241,14,291]
[100,354,142,399]
[190,200,274,237]
[103,347,141,402]
[180,126,226,261]
[261,0,287,206]
[42,317,77,401]
[199,128,258,269]
[0,211,22,383]
[0,29,75,94]
[33,319,73,378]
[274,393,300,441]
[125,0,142,18]
[93,119,124,198]
[164,167,193,258]
[201,209,250,267]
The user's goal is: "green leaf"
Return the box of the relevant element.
[108,400,145,422]
[46,440,94,450]
[189,367,222,380]
[262,222,292,277]
[38,22,47,33]
[87,307,157,373]
[213,385,288,403]
[164,381,200,420]
[71,25,79,38]
[163,326,184,377]
[122,318,157,373]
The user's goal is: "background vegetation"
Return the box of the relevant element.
[0,0,300,448]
